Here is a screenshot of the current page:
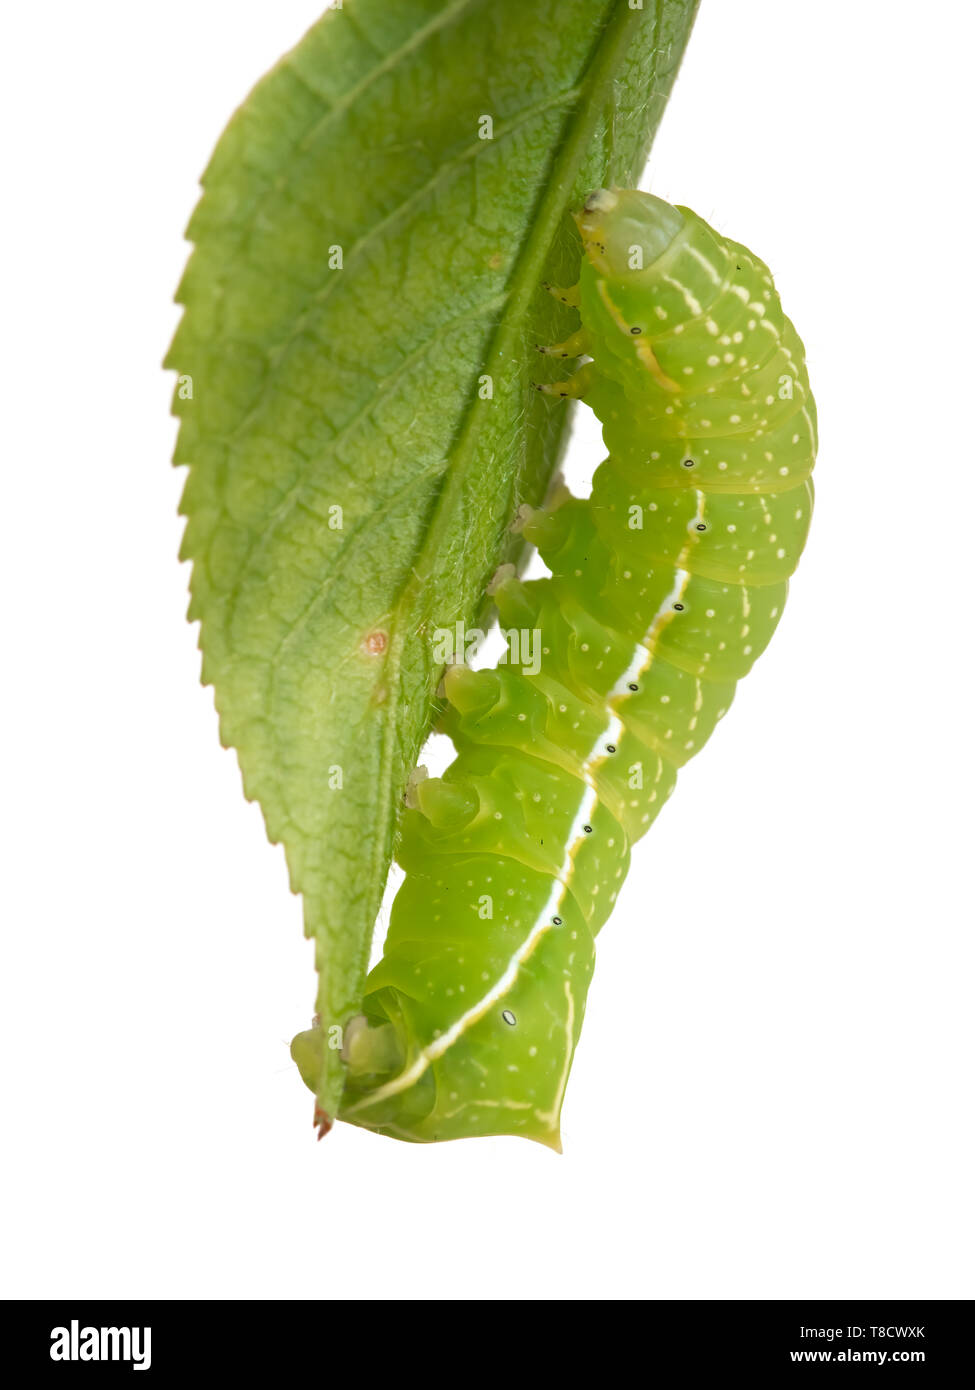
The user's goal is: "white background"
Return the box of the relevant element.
[2,1,972,1300]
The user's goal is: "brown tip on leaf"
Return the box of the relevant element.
[314,1106,333,1141]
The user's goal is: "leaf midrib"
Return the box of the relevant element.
[363,0,659,984]
[400,0,656,599]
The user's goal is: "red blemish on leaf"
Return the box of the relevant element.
[363,631,388,656]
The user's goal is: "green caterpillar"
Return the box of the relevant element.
[293,188,817,1147]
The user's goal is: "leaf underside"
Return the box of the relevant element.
[167,0,699,1121]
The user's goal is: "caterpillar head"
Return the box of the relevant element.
[574,189,685,380]
[575,188,684,280]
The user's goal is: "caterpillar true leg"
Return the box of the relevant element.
[536,327,593,358]
[534,362,593,399]
[542,280,581,308]
[294,189,817,1146]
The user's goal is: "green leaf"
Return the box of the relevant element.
[167,0,699,1125]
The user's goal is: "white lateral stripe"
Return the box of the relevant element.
[345,708,623,1118]
[685,246,723,284]
[661,275,703,317]
[348,518,705,1118]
